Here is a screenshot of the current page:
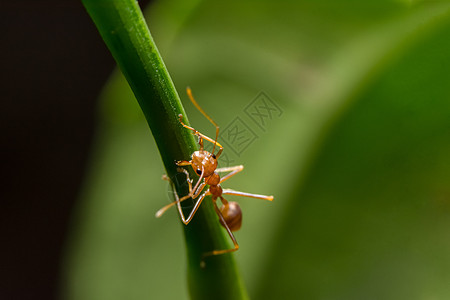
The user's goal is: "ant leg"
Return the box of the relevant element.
[178,114,199,134]
[157,174,211,224]
[189,168,205,197]
[215,165,244,173]
[177,167,208,199]
[176,168,193,187]
[179,167,207,200]
[215,165,244,183]
[164,168,195,193]
[156,171,194,218]
[191,180,207,199]
[174,162,205,197]
[202,197,239,258]
[176,190,211,225]
[222,189,274,201]
[175,163,207,197]
[156,167,208,218]
[175,166,207,200]
[176,160,191,167]
[155,191,192,218]
[161,168,210,224]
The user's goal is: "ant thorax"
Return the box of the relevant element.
[191,150,217,177]
[205,172,220,186]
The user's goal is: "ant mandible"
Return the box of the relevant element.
[156,87,273,258]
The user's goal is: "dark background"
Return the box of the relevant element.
[0,1,149,298]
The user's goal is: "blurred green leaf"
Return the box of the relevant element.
[256,6,450,300]
[64,1,450,299]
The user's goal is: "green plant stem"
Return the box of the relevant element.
[81,0,248,299]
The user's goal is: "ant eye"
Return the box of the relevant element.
[212,154,216,159]
[196,169,202,175]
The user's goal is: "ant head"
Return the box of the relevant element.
[191,150,217,177]
[219,201,242,232]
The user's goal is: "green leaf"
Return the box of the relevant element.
[68,0,249,299]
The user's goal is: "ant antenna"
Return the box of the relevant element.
[186,87,220,155]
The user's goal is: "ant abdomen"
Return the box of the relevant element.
[219,201,242,232]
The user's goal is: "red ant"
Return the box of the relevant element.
[156,87,273,258]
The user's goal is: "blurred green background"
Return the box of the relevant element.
[63,0,450,299]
